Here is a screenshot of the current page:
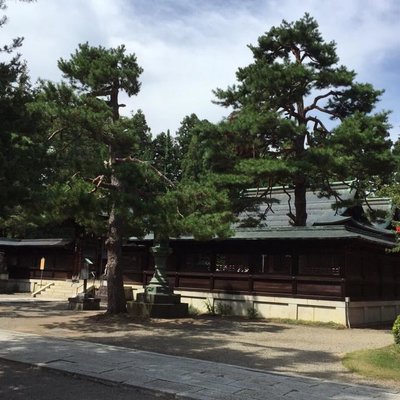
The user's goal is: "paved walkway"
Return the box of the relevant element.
[0,329,399,400]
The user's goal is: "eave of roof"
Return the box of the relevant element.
[0,238,72,248]
[128,224,397,248]
[230,226,396,247]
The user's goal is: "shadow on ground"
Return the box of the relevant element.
[39,312,347,381]
[0,300,393,388]
[0,301,72,318]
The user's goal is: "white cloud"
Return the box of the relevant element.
[2,0,399,137]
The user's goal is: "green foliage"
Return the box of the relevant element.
[152,180,234,240]
[34,42,235,246]
[268,318,345,329]
[329,112,395,185]
[58,42,143,98]
[28,43,150,239]
[216,302,233,316]
[246,307,259,319]
[211,13,395,226]
[343,345,400,382]
[175,113,201,157]
[377,139,400,208]
[203,298,216,315]
[152,130,180,182]
[188,304,200,317]
[0,0,47,237]
[393,315,400,346]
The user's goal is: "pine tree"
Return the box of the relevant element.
[33,43,145,313]
[213,13,395,226]
[0,0,45,237]
[175,113,201,157]
[152,130,180,182]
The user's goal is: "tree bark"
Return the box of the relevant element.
[294,177,307,226]
[293,127,307,226]
[105,193,127,314]
[104,85,127,314]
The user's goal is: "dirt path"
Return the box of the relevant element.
[0,297,396,390]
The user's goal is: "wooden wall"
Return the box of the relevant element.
[137,239,399,301]
[2,236,399,302]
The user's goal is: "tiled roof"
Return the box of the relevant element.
[242,183,356,227]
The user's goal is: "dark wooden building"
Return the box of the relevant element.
[1,184,399,325]
[124,184,400,325]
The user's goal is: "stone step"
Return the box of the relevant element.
[35,286,79,299]
[33,280,101,300]
[35,282,97,300]
[44,288,79,293]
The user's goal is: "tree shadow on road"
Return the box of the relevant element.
[39,312,353,383]
[0,301,392,389]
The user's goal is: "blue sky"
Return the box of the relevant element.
[3,0,400,139]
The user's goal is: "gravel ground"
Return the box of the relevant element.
[0,295,396,390]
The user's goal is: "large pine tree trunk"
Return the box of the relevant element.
[104,88,127,314]
[294,177,307,226]
[293,129,307,227]
[105,201,127,313]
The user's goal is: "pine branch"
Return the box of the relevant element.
[290,45,301,63]
[47,128,64,141]
[304,91,339,114]
[312,104,342,120]
[282,104,302,120]
[88,175,114,192]
[306,116,329,136]
[115,156,176,188]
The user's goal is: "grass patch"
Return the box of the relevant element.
[343,345,400,381]
[267,318,345,329]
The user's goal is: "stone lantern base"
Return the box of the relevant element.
[68,295,101,311]
[127,292,188,318]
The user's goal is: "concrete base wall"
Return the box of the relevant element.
[348,301,400,327]
[4,279,400,326]
[127,285,400,326]
[176,290,348,325]
[0,278,33,293]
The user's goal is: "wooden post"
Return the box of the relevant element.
[39,257,45,286]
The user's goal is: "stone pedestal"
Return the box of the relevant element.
[97,285,134,303]
[127,295,188,318]
[68,296,101,311]
[128,242,188,318]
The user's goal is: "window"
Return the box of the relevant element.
[121,253,143,272]
[215,254,250,273]
[181,253,212,272]
[298,253,341,276]
[261,254,292,274]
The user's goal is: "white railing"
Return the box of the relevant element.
[31,282,54,298]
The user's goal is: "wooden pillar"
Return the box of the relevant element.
[292,252,298,296]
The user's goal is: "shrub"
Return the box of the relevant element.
[203,298,216,315]
[216,302,232,316]
[247,307,259,319]
[393,315,400,346]
[188,304,200,317]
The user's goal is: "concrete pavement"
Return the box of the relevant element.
[0,329,399,400]
[0,358,167,400]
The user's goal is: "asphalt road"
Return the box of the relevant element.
[0,358,170,400]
